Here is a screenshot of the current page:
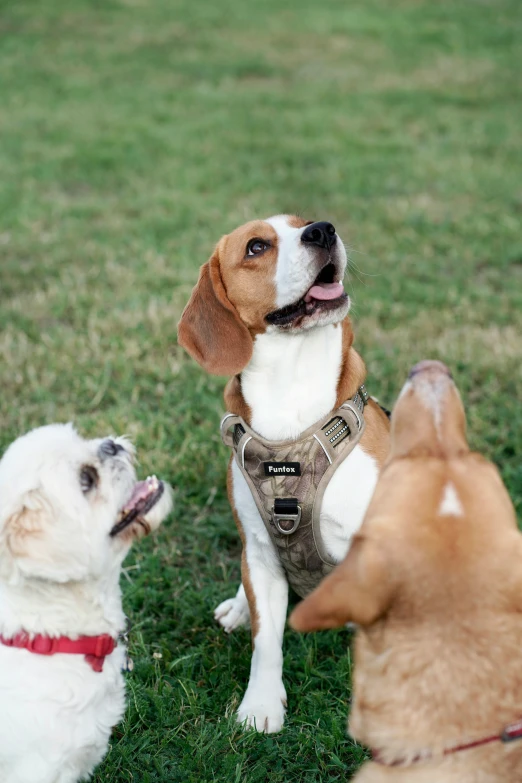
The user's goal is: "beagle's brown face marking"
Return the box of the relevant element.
[178,214,350,375]
[287,215,312,229]
[218,220,280,334]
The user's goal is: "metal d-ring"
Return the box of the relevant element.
[273,505,302,535]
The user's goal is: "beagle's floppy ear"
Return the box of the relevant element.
[178,243,253,376]
[289,534,395,631]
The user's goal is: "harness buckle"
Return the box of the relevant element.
[273,498,302,535]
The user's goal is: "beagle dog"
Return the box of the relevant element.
[291,361,522,782]
[178,215,390,732]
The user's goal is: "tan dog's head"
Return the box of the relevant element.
[178,215,349,375]
[290,360,520,632]
[0,424,173,584]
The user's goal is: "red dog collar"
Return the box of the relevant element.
[0,631,116,672]
[372,719,522,767]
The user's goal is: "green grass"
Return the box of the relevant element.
[1,0,521,779]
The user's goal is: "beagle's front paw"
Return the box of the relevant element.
[214,595,250,633]
[236,681,287,733]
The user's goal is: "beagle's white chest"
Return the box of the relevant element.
[319,444,380,561]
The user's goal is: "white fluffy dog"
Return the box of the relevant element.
[0,423,173,783]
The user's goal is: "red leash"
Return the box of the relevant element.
[372,719,522,767]
[0,631,116,672]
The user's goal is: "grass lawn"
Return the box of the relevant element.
[1,0,521,780]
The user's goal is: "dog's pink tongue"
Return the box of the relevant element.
[304,282,344,303]
[123,481,150,512]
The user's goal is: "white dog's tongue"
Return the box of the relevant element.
[122,476,159,512]
[304,281,344,303]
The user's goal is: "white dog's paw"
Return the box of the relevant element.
[236,682,287,733]
[214,595,250,633]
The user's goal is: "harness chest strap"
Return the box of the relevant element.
[221,386,369,599]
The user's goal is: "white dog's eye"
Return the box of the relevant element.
[246,238,269,257]
[80,465,99,493]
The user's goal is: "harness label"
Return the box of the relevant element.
[263,462,301,476]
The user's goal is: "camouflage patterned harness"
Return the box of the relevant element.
[220,386,369,598]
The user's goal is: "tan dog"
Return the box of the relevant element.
[290,360,522,782]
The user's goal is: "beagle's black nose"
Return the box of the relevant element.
[99,439,125,458]
[301,221,337,250]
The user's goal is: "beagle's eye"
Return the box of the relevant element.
[246,239,269,257]
[80,465,99,494]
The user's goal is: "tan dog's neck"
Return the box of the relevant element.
[350,562,522,759]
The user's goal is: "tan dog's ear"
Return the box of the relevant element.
[178,244,253,375]
[289,534,394,631]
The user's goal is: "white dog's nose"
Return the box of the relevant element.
[99,439,125,458]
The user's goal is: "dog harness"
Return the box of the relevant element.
[0,631,116,672]
[221,386,369,598]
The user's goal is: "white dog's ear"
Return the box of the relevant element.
[3,489,47,562]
